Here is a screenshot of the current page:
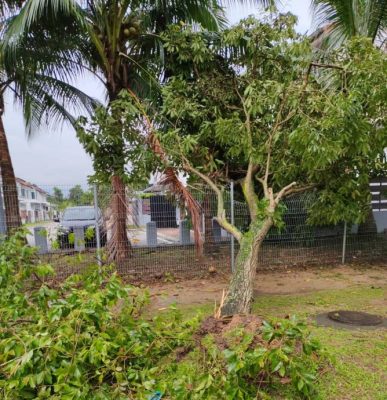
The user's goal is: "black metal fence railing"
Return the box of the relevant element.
[0,182,386,280]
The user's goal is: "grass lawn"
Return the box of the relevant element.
[253,287,386,400]
[170,285,386,400]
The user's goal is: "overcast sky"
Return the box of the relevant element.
[3,0,313,188]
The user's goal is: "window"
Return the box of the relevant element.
[21,188,26,198]
[31,192,36,200]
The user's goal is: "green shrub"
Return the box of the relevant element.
[0,232,198,399]
[0,232,325,399]
[153,317,324,399]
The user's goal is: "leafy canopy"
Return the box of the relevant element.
[157,14,387,225]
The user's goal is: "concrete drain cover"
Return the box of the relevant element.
[327,310,383,326]
[316,310,386,330]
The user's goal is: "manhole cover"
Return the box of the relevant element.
[327,310,383,326]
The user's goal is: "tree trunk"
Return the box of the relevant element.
[108,175,132,265]
[105,84,133,264]
[0,114,21,234]
[220,218,273,316]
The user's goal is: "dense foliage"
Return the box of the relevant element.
[0,232,324,399]
[0,232,198,399]
[159,15,387,225]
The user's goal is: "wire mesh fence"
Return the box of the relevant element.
[0,179,386,281]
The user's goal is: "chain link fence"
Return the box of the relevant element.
[0,179,386,281]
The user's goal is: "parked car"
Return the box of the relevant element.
[56,206,107,249]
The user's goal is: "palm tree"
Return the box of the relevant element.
[3,0,275,262]
[0,1,98,234]
[311,0,387,48]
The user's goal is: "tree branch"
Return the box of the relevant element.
[243,161,259,222]
[310,62,344,70]
[182,160,243,242]
[256,176,269,199]
[274,181,297,204]
[233,78,259,222]
[275,183,316,204]
[259,92,290,199]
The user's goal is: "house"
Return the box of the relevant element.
[16,178,52,223]
[0,177,53,225]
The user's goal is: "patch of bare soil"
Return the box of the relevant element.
[149,264,386,310]
[191,314,264,353]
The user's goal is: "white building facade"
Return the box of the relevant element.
[16,178,51,223]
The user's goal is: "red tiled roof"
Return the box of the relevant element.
[16,178,48,195]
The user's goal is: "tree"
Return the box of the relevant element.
[0,1,98,234]
[81,188,94,205]
[311,1,387,233]
[4,0,277,263]
[69,185,84,204]
[50,187,64,204]
[311,0,387,48]
[144,15,385,315]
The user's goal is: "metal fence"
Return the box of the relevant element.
[0,180,386,281]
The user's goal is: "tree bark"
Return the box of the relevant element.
[0,114,21,234]
[108,175,132,265]
[106,80,133,264]
[220,217,273,316]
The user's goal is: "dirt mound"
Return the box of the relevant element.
[192,314,264,353]
[198,314,263,336]
[196,316,230,336]
[224,314,263,333]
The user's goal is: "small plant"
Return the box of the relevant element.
[163,271,177,283]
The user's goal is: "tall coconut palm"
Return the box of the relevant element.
[3,0,275,262]
[0,2,98,234]
[311,0,387,48]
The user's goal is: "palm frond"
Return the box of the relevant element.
[12,72,100,135]
[311,0,387,48]
[2,0,82,52]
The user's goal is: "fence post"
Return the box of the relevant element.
[179,219,190,245]
[146,221,157,247]
[74,227,85,252]
[34,227,48,254]
[0,187,6,235]
[93,184,102,268]
[341,221,347,264]
[230,181,235,273]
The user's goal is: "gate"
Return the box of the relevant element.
[150,195,177,228]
